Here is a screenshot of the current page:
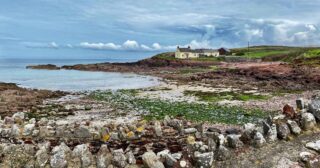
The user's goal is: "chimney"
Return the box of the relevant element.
[177,46,179,49]
[188,46,190,49]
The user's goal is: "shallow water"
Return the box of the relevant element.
[0,58,160,91]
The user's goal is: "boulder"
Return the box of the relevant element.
[300,151,315,162]
[215,145,231,161]
[277,122,290,140]
[301,113,317,130]
[306,140,320,152]
[142,151,165,168]
[96,145,112,168]
[283,104,296,118]
[74,125,91,138]
[242,123,256,142]
[23,124,35,136]
[112,149,128,168]
[126,151,136,165]
[154,121,162,137]
[287,120,301,135]
[253,132,266,148]
[309,96,320,120]
[296,98,305,110]
[72,144,93,167]
[226,134,243,148]
[36,146,50,167]
[266,124,278,142]
[12,112,25,123]
[11,124,20,137]
[184,128,197,134]
[194,151,214,168]
[50,143,71,168]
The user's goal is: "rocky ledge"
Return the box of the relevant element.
[26,64,61,70]
[1,95,320,167]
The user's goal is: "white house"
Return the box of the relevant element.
[175,46,220,59]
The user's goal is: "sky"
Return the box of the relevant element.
[0,0,320,59]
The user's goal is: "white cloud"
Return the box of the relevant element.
[24,41,59,49]
[122,40,139,50]
[80,42,121,50]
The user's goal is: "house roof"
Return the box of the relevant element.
[218,47,231,52]
[177,47,218,53]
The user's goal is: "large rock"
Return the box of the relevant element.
[253,132,266,148]
[242,123,256,142]
[23,124,35,136]
[74,125,91,138]
[301,113,317,130]
[50,143,71,168]
[309,96,320,120]
[72,144,93,167]
[36,146,50,167]
[296,98,305,110]
[11,124,20,137]
[306,140,320,152]
[194,151,214,168]
[154,121,162,137]
[142,151,165,168]
[277,122,290,140]
[287,120,301,135]
[283,104,296,118]
[215,145,231,161]
[96,145,112,168]
[266,124,278,142]
[226,134,243,148]
[112,149,128,168]
[12,112,25,123]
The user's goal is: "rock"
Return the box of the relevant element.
[207,127,221,133]
[296,98,305,110]
[72,144,93,167]
[126,151,136,165]
[287,120,301,135]
[253,132,266,148]
[74,125,91,138]
[283,104,296,118]
[171,153,182,160]
[38,118,49,126]
[23,124,35,136]
[110,132,119,140]
[226,134,243,148]
[36,146,50,167]
[4,116,14,125]
[277,122,290,140]
[96,145,112,168]
[142,151,165,168]
[309,96,320,120]
[301,113,317,130]
[273,114,286,120]
[112,149,128,168]
[11,124,20,137]
[225,128,241,134]
[242,123,256,142]
[29,118,36,124]
[50,142,71,168]
[163,115,171,126]
[194,151,214,168]
[165,154,177,167]
[207,137,216,151]
[300,151,315,162]
[215,145,231,161]
[275,157,301,168]
[186,135,195,145]
[184,128,197,134]
[154,121,162,137]
[306,140,320,152]
[12,112,25,123]
[266,124,278,142]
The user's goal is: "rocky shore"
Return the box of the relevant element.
[1,95,320,167]
[0,83,65,118]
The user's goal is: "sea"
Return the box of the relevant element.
[0,57,160,92]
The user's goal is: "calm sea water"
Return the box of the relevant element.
[0,58,160,91]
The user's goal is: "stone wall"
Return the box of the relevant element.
[1,96,320,167]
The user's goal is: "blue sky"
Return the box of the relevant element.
[0,0,320,59]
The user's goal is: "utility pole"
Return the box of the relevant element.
[247,41,250,57]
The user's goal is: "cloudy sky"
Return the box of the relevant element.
[0,0,320,59]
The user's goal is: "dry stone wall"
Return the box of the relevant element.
[1,95,320,167]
